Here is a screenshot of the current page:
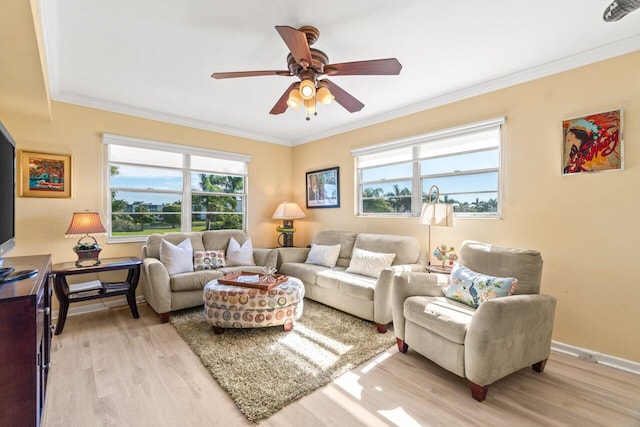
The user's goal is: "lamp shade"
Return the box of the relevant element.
[419,202,454,227]
[316,86,334,105]
[272,202,306,219]
[299,79,316,100]
[287,89,302,109]
[65,212,107,235]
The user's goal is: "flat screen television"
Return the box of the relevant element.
[0,121,16,261]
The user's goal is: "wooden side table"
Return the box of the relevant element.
[426,265,453,275]
[52,256,142,335]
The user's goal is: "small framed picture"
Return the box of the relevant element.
[562,109,623,175]
[19,150,72,198]
[306,166,340,208]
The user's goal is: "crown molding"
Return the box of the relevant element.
[292,35,640,146]
[52,92,292,146]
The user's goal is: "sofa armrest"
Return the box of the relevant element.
[253,248,277,268]
[140,257,172,315]
[391,271,450,339]
[465,294,557,386]
[276,247,311,268]
[373,264,426,325]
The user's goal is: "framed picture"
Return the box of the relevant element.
[306,166,340,208]
[19,150,72,198]
[562,109,623,175]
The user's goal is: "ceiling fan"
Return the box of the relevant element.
[211,25,402,120]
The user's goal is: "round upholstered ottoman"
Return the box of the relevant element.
[203,276,305,334]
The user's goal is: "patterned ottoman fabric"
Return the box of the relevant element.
[203,277,305,331]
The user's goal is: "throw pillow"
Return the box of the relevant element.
[159,238,194,276]
[345,248,395,278]
[226,237,255,266]
[193,250,226,270]
[305,244,341,268]
[444,264,518,308]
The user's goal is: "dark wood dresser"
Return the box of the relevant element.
[0,255,52,427]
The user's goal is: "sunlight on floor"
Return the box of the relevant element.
[379,407,423,427]
[334,371,363,399]
[321,385,389,426]
[273,324,353,371]
[361,351,392,374]
[334,350,394,399]
[287,323,353,354]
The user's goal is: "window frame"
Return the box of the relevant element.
[352,117,504,219]
[103,134,250,243]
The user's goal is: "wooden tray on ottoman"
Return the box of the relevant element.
[217,271,289,291]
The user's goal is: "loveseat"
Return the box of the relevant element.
[276,230,424,332]
[140,230,277,322]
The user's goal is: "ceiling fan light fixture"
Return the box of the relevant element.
[299,79,316,100]
[316,86,334,105]
[287,89,302,109]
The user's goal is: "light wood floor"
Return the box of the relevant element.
[42,303,640,427]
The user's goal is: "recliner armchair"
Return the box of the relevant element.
[392,240,556,401]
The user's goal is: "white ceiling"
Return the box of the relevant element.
[40,0,640,146]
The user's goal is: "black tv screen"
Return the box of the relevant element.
[0,122,16,258]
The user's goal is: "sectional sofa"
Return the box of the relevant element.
[140,229,424,331]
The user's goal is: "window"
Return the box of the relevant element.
[353,118,503,218]
[103,134,249,241]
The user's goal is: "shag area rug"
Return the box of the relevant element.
[170,299,395,422]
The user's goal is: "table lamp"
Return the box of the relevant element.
[272,202,306,247]
[419,185,454,265]
[65,211,107,267]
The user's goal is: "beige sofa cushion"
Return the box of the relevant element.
[170,270,223,292]
[279,262,339,286]
[316,269,376,300]
[404,296,475,344]
[354,233,421,265]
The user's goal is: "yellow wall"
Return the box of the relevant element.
[292,51,640,363]
[1,102,292,309]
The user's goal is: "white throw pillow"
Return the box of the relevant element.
[305,244,341,268]
[346,248,396,278]
[226,237,255,266]
[159,238,194,275]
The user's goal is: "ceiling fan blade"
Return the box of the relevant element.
[270,82,299,115]
[275,26,313,68]
[321,79,364,113]
[324,58,402,76]
[211,70,291,79]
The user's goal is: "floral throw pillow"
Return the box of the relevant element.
[194,250,226,270]
[444,265,518,308]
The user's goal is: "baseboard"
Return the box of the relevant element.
[551,340,640,375]
[52,296,146,321]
